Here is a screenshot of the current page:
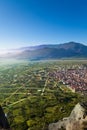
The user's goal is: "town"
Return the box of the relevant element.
[48,64,87,93]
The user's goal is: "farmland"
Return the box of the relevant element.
[0,59,87,130]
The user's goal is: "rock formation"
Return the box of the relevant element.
[49,102,87,130]
[0,106,10,130]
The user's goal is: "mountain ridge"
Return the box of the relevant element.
[1,42,87,60]
[17,42,87,60]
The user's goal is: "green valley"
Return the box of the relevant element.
[0,60,87,130]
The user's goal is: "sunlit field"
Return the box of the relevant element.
[0,59,87,130]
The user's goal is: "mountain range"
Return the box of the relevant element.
[1,42,87,60]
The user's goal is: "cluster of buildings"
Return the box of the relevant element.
[49,67,87,93]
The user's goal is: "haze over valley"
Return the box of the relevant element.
[1,42,87,61]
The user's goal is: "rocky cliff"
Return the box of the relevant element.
[0,106,10,130]
[49,102,87,130]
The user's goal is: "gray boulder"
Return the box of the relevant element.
[49,102,87,130]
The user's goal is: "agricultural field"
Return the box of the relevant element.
[0,59,87,130]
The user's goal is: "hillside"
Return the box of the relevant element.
[12,42,87,60]
[1,42,87,60]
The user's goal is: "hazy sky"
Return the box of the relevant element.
[0,0,87,49]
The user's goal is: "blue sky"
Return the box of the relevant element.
[0,0,87,49]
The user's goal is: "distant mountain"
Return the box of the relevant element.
[16,42,87,60]
[1,42,87,60]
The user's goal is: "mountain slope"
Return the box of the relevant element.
[17,42,87,60]
[1,42,87,60]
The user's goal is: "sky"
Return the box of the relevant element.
[0,0,87,49]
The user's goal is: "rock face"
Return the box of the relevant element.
[0,106,10,130]
[49,102,87,130]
